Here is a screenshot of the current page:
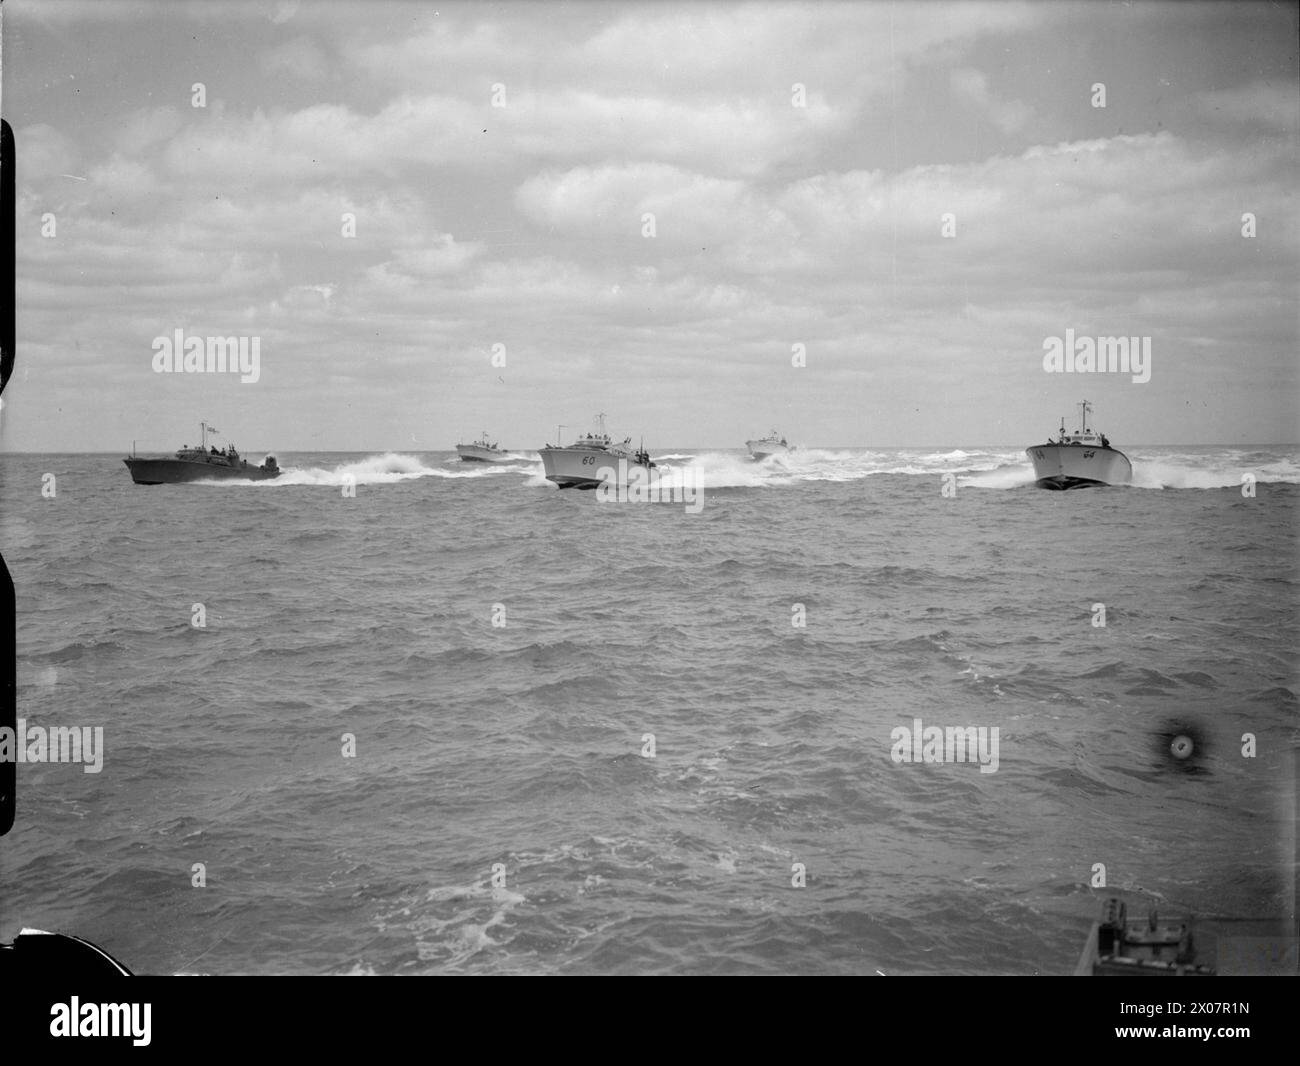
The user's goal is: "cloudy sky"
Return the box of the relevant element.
[2,0,1296,451]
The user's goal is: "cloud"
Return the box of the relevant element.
[345,2,1044,95]
[15,124,82,182]
[950,68,1034,134]
[5,1,1296,448]
[259,36,331,83]
[114,107,186,156]
[6,0,153,24]
[85,154,160,203]
[1193,80,1300,134]
[149,89,844,185]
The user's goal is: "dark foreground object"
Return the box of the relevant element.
[1077,896,1297,975]
[1077,897,1212,975]
[0,930,132,978]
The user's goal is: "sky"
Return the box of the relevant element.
[0,0,1296,451]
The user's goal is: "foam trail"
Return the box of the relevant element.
[961,462,1037,489]
[205,452,442,487]
[436,457,542,480]
[665,451,789,488]
[1130,457,1300,490]
[206,448,1300,491]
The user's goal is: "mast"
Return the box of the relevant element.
[1079,400,1092,435]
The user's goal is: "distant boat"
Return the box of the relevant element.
[455,431,511,463]
[123,422,279,485]
[1026,401,1131,489]
[539,414,654,489]
[746,429,791,460]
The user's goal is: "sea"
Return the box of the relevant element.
[1,445,1296,975]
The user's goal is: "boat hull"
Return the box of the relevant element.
[123,458,280,485]
[456,444,511,462]
[539,447,652,489]
[1026,444,1131,489]
[746,441,790,460]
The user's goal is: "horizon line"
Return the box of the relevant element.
[4,442,1298,455]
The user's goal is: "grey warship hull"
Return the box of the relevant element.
[455,444,512,463]
[123,457,280,484]
[1026,443,1131,489]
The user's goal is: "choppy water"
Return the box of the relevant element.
[1,445,1296,974]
